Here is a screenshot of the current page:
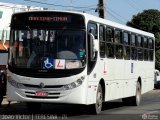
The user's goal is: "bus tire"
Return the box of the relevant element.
[0,73,6,97]
[0,96,3,107]
[89,84,103,114]
[26,102,41,113]
[154,84,159,89]
[131,82,141,106]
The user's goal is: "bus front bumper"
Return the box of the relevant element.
[7,81,87,105]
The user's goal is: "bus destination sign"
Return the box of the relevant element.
[28,16,70,22]
[11,12,85,28]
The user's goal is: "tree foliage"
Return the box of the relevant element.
[127,9,160,34]
[156,50,160,70]
[127,9,160,70]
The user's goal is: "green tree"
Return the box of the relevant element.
[156,50,160,70]
[127,9,160,69]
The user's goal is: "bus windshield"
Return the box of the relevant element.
[9,29,86,70]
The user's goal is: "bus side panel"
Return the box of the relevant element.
[123,60,136,98]
[86,57,104,104]
[140,61,154,94]
[105,59,125,100]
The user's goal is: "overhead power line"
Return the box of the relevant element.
[106,9,126,24]
[0,3,43,11]
[107,7,129,22]
[0,1,97,13]
[24,0,96,9]
[0,4,26,9]
[106,6,141,27]
[124,0,140,11]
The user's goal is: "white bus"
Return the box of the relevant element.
[7,10,155,114]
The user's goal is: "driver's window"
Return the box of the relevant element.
[87,22,98,39]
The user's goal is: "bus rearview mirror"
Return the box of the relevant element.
[89,33,96,61]
[1,29,8,51]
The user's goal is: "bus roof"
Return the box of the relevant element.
[83,12,154,38]
[12,10,154,38]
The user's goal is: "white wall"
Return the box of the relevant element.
[0,2,44,39]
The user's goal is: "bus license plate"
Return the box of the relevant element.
[35,91,48,96]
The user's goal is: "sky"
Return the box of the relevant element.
[0,0,159,25]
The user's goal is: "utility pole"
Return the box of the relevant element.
[98,0,106,19]
[27,6,30,11]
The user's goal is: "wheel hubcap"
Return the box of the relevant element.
[136,86,141,105]
[96,88,103,113]
[97,92,102,107]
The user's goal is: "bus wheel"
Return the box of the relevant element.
[0,74,6,86]
[0,74,6,96]
[96,84,103,114]
[0,97,3,107]
[26,102,41,113]
[92,84,103,114]
[131,82,141,106]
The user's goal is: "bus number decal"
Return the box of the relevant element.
[131,63,134,73]
[104,62,107,75]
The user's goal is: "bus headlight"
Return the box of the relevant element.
[63,76,85,90]
[8,76,24,88]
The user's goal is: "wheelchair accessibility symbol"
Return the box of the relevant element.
[44,58,54,69]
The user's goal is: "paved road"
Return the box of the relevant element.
[0,89,160,120]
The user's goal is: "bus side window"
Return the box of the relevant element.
[131,34,137,60]
[115,29,123,59]
[87,22,98,39]
[115,45,123,59]
[99,25,105,58]
[106,27,114,58]
[124,46,130,60]
[106,27,114,42]
[148,38,154,61]
[137,35,143,47]
[143,37,149,61]
[114,30,122,44]
[137,48,143,60]
[137,35,143,60]
[123,32,130,60]
[106,43,114,58]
